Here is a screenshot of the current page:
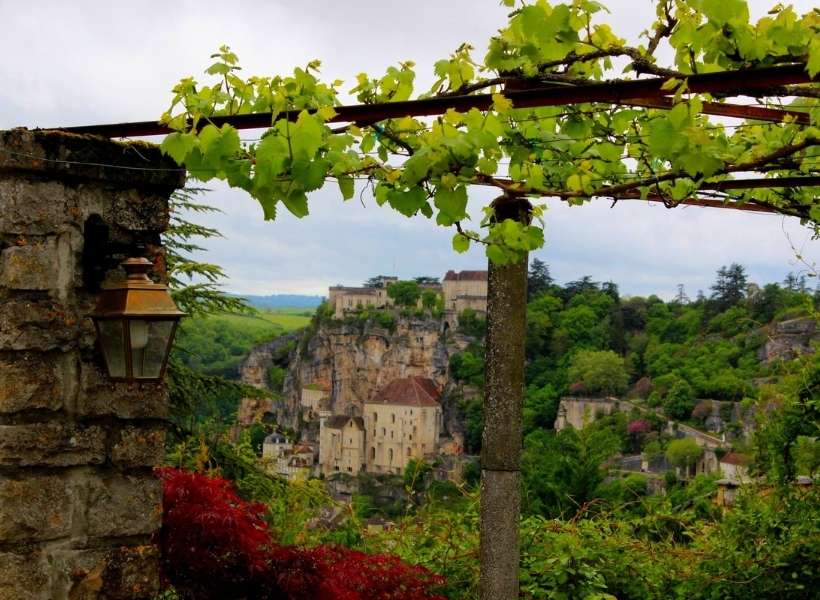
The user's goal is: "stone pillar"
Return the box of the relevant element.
[0,129,183,599]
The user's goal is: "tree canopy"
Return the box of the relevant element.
[159,0,820,265]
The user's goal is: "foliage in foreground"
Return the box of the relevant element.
[157,467,446,600]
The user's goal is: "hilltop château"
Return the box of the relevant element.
[328,269,488,324]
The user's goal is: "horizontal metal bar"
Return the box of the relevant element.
[51,64,815,138]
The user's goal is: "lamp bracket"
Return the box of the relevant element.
[82,214,155,292]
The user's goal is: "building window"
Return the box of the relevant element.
[388,448,394,463]
[406,447,411,457]
[391,413,396,424]
[390,430,394,439]
[382,427,386,436]
[409,434,413,440]
[373,412,377,422]
[370,447,375,460]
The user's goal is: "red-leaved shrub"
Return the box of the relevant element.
[157,467,446,600]
[627,419,652,436]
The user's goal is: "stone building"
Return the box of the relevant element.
[364,376,443,475]
[442,270,488,326]
[301,382,330,419]
[319,416,366,475]
[328,276,397,318]
[262,434,317,481]
[262,431,291,461]
[328,275,446,319]
[719,452,751,482]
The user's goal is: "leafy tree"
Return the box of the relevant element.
[387,280,422,307]
[664,378,696,421]
[522,427,621,518]
[421,289,439,311]
[414,276,440,285]
[457,308,487,338]
[665,438,703,477]
[527,257,553,300]
[522,384,560,433]
[567,350,629,396]
[364,276,393,288]
[450,348,485,387]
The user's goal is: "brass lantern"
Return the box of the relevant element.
[90,257,184,381]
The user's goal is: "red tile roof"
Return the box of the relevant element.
[720,452,751,466]
[369,376,441,407]
[443,270,488,282]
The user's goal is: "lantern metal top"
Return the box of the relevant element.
[91,257,185,320]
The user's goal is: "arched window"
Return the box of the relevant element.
[373,412,378,422]
[391,413,396,423]
[388,448,394,463]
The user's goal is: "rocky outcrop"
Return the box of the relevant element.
[279,316,457,430]
[240,333,299,389]
[760,317,818,362]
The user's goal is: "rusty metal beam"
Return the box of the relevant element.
[480,176,820,214]
[51,64,815,138]
[619,97,809,125]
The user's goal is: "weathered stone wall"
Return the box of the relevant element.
[0,129,182,599]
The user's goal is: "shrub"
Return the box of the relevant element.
[157,468,446,600]
[627,419,651,436]
[691,400,713,422]
[630,376,653,399]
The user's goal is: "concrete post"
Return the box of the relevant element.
[479,195,530,600]
[0,128,183,599]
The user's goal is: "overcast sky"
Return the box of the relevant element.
[1,0,817,298]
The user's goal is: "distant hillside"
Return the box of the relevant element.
[232,294,325,309]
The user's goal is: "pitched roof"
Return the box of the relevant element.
[329,286,380,295]
[324,415,365,430]
[443,270,488,282]
[720,452,751,466]
[264,433,288,445]
[368,376,441,408]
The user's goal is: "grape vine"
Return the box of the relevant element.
[159,0,820,263]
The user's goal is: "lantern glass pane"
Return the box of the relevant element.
[98,320,126,378]
[131,319,175,379]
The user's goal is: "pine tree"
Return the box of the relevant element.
[527,258,554,300]
[710,263,747,310]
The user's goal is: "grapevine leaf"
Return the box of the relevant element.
[452,233,470,253]
[161,132,197,164]
[338,175,354,200]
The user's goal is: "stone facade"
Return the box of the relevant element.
[442,270,488,323]
[0,128,182,599]
[363,377,442,475]
[318,416,365,475]
[301,383,330,419]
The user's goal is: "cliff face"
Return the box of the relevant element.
[279,317,455,429]
[760,317,818,362]
[236,333,299,425]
